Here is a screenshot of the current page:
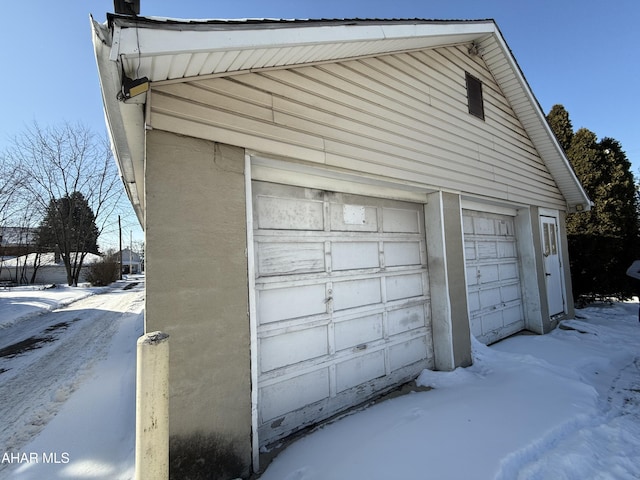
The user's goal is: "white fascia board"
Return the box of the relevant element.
[91,17,145,223]
[114,20,496,58]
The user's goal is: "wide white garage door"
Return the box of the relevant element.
[253,181,434,446]
[463,209,524,344]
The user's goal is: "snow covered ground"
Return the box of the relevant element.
[0,279,144,479]
[1,282,640,479]
[0,283,108,329]
[260,302,640,480]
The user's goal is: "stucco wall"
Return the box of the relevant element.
[145,130,251,479]
[424,191,472,370]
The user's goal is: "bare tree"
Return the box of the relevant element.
[0,156,31,282]
[9,203,41,285]
[4,122,124,286]
[0,154,27,231]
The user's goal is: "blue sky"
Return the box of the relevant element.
[1,1,638,246]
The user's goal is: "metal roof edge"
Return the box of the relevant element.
[107,14,497,31]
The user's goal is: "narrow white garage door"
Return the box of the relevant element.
[463,210,524,344]
[253,182,434,446]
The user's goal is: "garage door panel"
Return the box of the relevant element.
[498,241,517,258]
[260,326,328,372]
[389,336,429,371]
[336,350,386,393]
[258,242,325,276]
[499,263,518,280]
[477,241,498,259]
[464,241,476,261]
[258,284,327,323]
[382,207,421,233]
[479,287,501,309]
[462,215,474,234]
[469,315,482,337]
[500,219,515,236]
[334,314,383,351]
[501,283,521,302]
[478,264,499,283]
[386,273,425,301]
[466,266,479,286]
[330,203,378,232]
[257,195,324,230]
[332,242,379,271]
[260,368,330,422]
[503,304,524,324]
[467,291,480,312]
[473,216,496,235]
[332,277,381,311]
[385,241,421,267]
[481,310,503,333]
[387,304,427,336]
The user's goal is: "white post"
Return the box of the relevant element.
[135,331,170,480]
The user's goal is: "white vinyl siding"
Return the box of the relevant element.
[149,45,565,210]
[463,209,525,344]
[253,182,433,446]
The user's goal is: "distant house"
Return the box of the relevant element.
[0,227,37,258]
[92,14,590,479]
[0,252,101,285]
[119,248,142,274]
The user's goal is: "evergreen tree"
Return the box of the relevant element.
[37,191,99,286]
[547,107,640,300]
[546,104,574,152]
[565,128,602,236]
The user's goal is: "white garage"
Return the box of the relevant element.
[463,209,525,344]
[252,181,434,445]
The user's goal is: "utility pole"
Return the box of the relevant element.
[130,230,133,274]
[118,215,123,280]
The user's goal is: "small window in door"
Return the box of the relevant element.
[543,224,551,256]
[542,222,558,257]
[549,224,557,255]
[465,72,485,120]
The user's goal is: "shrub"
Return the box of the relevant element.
[86,254,119,286]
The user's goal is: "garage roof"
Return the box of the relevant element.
[91,15,591,222]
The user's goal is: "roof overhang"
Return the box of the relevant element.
[91,15,591,222]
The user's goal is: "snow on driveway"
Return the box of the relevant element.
[260,302,640,480]
[0,284,107,329]
[0,281,143,479]
[2,282,640,479]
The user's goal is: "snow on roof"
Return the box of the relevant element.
[0,252,102,268]
[0,227,37,246]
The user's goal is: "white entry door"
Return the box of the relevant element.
[540,215,565,316]
[252,181,434,446]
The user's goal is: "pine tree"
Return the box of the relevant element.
[547,108,640,300]
[565,128,602,236]
[546,104,574,152]
[37,191,99,286]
